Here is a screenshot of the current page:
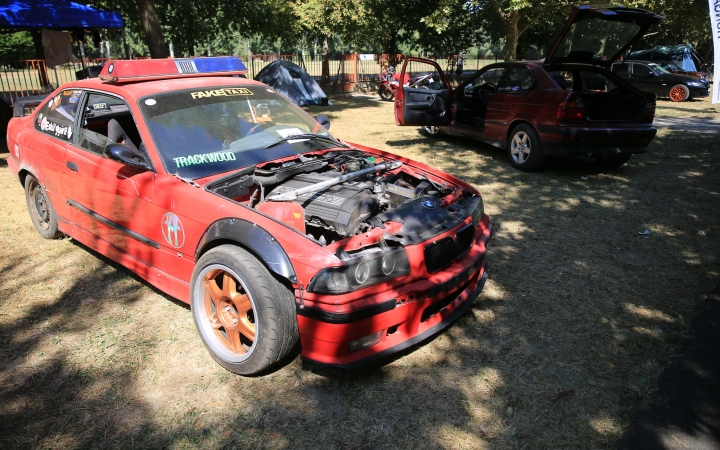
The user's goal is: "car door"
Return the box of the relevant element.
[62,90,170,272]
[394,58,452,126]
[629,63,665,96]
[484,65,536,145]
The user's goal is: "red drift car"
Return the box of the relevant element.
[6,57,492,375]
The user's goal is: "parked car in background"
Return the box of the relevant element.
[648,60,709,80]
[611,61,709,102]
[394,5,662,171]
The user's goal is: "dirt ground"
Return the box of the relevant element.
[1,95,719,449]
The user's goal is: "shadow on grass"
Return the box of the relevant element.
[1,118,719,448]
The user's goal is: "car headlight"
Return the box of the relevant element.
[687,81,704,88]
[308,247,411,294]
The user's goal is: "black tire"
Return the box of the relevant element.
[507,124,544,171]
[596,153,632,168]
[420,126,441,137]
[190,245,298,375]
[378,86,394,101]
[24,174,63,239]
[668,84,690,102]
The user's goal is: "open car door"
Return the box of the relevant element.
[394,58,452,126]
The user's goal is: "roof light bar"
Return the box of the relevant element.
[98,57,248,82]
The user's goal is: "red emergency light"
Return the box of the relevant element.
[98,57,248,82]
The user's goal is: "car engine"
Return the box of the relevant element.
[207,150,483,246]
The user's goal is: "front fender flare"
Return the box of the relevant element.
[196,218,297,284]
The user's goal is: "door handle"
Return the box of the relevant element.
[66,161,78,172]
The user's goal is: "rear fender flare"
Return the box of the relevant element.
[195,218,298,284]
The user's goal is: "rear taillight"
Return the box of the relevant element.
[556,96,584,120]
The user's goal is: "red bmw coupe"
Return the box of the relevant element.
[6,57,492,375]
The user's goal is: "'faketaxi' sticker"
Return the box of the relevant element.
[190,88,253,99]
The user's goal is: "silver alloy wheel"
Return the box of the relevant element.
[510,131,531,165]
[422,126,440,135]
[193,263,259,363]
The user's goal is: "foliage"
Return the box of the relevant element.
[0,32,36,60]
[1,0,708,62]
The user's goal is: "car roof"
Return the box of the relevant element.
[59,76,267,99]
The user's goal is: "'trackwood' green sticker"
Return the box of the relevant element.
[173,151,236,167]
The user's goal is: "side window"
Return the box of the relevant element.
[496,66,534,93]
[632,64,653,76]
[34,89,82,141]
[612,63,629,75]
[547,70,573,90]
[77,92,142,156]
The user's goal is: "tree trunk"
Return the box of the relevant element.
[505,10,520,62]
[135,0,168,58]
[321,36,330,83]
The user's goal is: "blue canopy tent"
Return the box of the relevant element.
[0,0,123,30]
[0,0,124,137]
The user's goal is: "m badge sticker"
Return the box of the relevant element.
[162,212,185,248]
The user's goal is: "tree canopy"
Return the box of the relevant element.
[70,0,714,64]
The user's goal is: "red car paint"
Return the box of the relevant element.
[6,72,491,371]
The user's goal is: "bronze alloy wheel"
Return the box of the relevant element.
[190,245,298,375]
[669,84,690,102]
[199,265,257,359]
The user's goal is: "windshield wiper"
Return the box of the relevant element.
[263,133,347,150]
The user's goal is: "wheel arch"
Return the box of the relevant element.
[17,168,31,188]
[195,218,298,285]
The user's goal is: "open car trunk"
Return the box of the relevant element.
[576,91,648,122]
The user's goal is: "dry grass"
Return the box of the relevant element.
[1,95,719,449]
[654,95,719,118]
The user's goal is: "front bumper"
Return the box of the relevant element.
[689,86,709,98]
[297,216,492,369]
[537,125,656,156]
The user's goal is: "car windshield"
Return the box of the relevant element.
[648,63,671,74]
[139,85,340,179]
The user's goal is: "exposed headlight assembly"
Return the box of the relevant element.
[308,247,411,294]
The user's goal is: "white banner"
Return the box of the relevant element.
[710,0,720,103]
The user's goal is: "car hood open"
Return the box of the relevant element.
[544,5,663,68]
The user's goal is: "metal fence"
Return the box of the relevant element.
[1,54,501,105]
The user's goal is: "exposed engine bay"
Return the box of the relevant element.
[207,150,483,246]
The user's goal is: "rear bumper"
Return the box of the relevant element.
[297,219,492,369]
[537,124,656,156]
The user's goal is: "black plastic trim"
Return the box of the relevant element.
[196,218,297,283]
[296,298,397,324]
[67,199,160,248]
[305,263,490,370]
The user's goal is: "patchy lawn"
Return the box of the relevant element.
[654,95,719,119]
[1,95,719,449]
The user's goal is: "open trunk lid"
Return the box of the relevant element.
[544,6,663,68]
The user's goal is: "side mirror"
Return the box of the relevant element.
[104,143,152,171]
[316,114,331,130]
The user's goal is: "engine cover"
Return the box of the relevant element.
[267,172,379,236]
